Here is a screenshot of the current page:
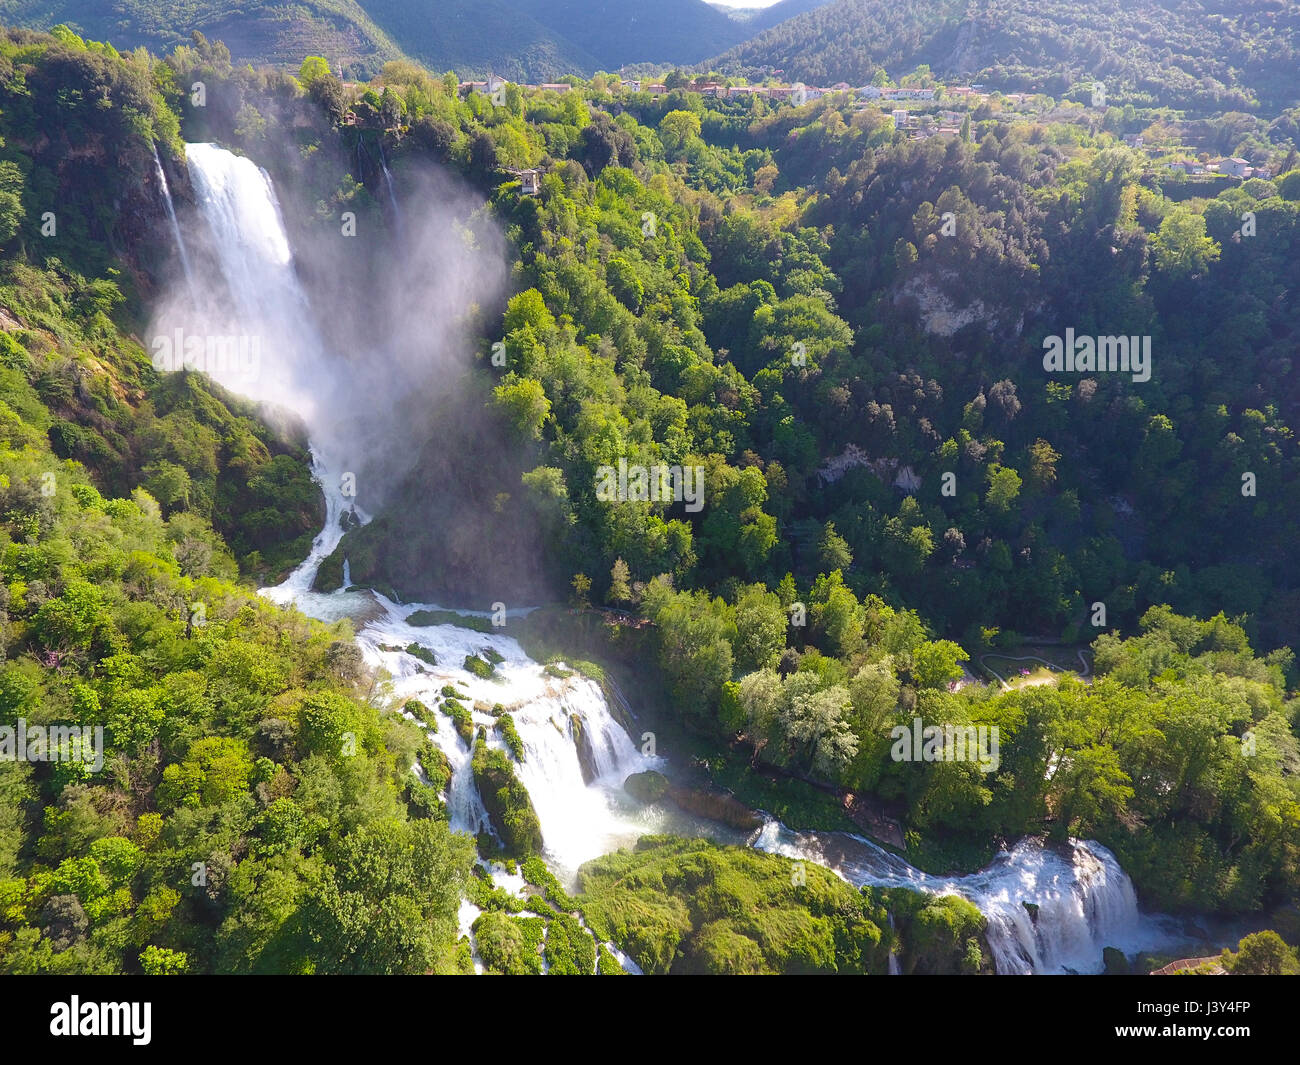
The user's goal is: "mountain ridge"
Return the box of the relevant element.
[706,0,1300,110]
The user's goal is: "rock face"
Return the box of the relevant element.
[623,771,762,831]
[1103,946,1129,975]
[666,785,763,831]
[572,715,600,785]
[896,270,1026,339]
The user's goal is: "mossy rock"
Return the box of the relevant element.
[883,890,994,975]
[624,770,670,804]
[407,608,494,632]
[472,741,543,857]
[405,643,437,667]
[496,713,525,762]
[1103,946,1130,974]
[404,697,436,731]
[665,784,762,831]
[464,654,495,679]
[441,698,474,745]
[572,714,599,784]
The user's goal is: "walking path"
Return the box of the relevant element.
[979,649,1092,690]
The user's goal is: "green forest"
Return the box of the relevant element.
[0,20,1297,975]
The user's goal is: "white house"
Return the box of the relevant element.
[1216,157,1251,178]
[883,87,937,101]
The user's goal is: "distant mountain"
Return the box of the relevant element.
[360,0,600,80]
[508,0,749,68]
[0,0,758,79]
[707,0,1300,111]
[717,0,835,33]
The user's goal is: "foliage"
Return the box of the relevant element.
[576,835,893,974]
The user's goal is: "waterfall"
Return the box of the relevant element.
[378,142,402,225]
[182,142,371,614]
[752,822,1165,974]
[152,143,195,294]
[260,446,370,613]
[181,142,339,422]
[887,912,902,975]
[171,142,1177,975]
[354,600,666,882]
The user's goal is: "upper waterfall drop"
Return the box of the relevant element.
[180,143,335,425]
[180,142,367,607]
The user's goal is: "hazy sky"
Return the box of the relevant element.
[711,0,785,7]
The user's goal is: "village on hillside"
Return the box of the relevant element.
[446,73,1279,181]
[334,68,1277,190]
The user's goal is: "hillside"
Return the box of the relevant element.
[1,0,756,78]
[0,0,412,76]
[708,0,1300,111]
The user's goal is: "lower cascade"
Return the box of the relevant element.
[752,823,1164,974]
[262,483,1170,973]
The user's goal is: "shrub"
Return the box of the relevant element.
[496,713,525,761]
[473,911,544,974]
[441,699,474,745]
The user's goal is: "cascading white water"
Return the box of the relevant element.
[378,144,402,225]
[260,447,372,616]
[175,141,1179,975]
[152,143,195,293]
[354,600,668,882]
[182,143,341,421]
[752,822,1167,974]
